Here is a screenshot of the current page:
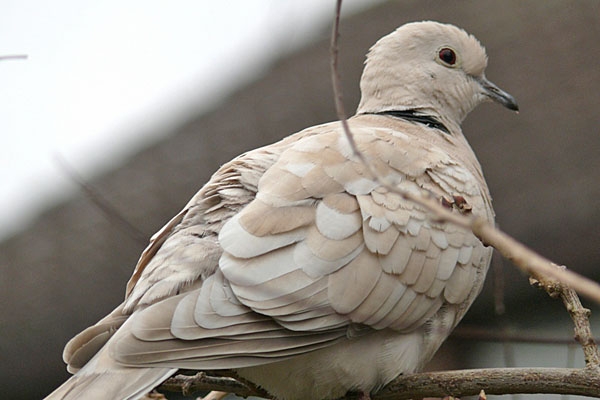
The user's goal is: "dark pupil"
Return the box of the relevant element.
[440,49,456,64]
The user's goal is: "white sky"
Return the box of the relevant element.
[0,0,378,240]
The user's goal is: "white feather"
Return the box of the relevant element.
[219,213,307,258]
[315,201,362,240]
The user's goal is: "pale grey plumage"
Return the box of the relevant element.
[46,21,517,400]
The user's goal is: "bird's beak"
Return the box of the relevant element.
[478,77,519,112]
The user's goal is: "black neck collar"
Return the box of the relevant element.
[365,110,450,135]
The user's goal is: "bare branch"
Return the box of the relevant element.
[530,273,600,368]
[158,372,257,398]
[157,367,600,399]
[370,368,600,399]
[561,288,600,368]
[473,218,600,304]
[159,370,272,399]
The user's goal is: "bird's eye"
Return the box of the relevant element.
[438,48,457,66]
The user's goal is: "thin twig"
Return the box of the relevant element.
[0,54,28,61]
[452,325,578,345]
[530,273,600,368]
[491,251,506,315]
[330,0,371,177]
[54,154,149,245]
[562,288,600,368]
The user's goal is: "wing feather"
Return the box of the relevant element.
[99,120,494,376]
[327,250,382,315]
[315,201,362,240]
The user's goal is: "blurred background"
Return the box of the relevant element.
[1,1,599,399]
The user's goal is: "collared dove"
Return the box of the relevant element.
[46,21,518,400]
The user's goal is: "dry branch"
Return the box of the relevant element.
[530,273,600,368]
[371,368,600,399]
[158,372,257,398]
[159,366,600,399]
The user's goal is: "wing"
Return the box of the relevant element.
[108,117,494,370]
[63,137,287,372]
[219,123,491,333]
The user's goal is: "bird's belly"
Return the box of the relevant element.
[235,329,424,400]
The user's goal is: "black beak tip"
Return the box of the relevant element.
[506,100,519,112]
[479,77,519,113]
[495,91,519,113]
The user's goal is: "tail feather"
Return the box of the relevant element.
[46,347,176,400]
[63,304,128,373]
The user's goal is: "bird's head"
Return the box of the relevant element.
[357,21,518,129]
